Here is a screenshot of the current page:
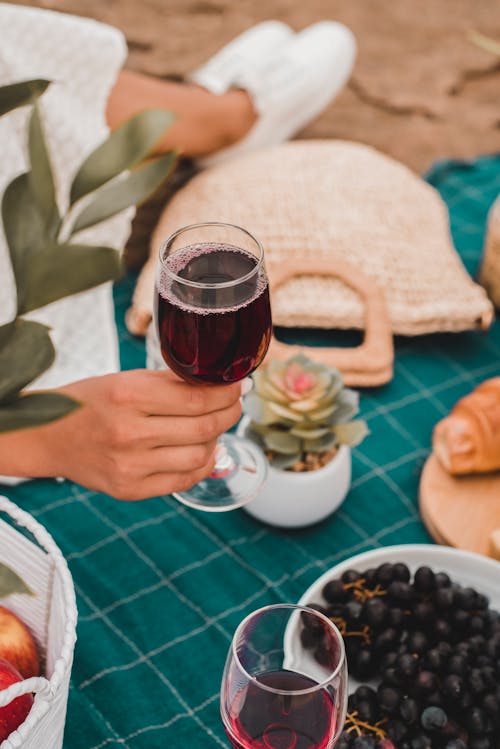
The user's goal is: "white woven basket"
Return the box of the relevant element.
[0,496,77,749]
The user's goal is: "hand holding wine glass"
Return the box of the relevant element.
[155,222,272,511]
[221,604,348,749]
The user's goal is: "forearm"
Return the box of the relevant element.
[0,420,61,479]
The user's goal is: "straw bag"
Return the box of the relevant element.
[479,194,500,308]
[0,496,77,749]
[133,141,494,385]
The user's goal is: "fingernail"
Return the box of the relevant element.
[240,377,254,396]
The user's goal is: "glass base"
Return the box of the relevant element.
[173,434,267,512]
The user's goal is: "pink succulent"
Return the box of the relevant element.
[284,364,316,395]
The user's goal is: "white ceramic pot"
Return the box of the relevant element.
[237,418,351,528]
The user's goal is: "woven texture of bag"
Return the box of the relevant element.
[135,140,493,336]
[480,194,500,308]
[0,496,77,749]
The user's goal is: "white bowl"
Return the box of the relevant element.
[296,544,500,609]
[237,418,351,528]
[284,544,500,688]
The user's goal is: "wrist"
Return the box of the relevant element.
[0,400,71,479]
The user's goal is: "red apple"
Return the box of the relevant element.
[0,657,34,742]
[0,606,39,679]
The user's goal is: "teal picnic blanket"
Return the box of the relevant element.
[2,155,500,749]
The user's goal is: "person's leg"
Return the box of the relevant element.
[106,69,257,157]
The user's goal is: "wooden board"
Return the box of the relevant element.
[419,454,500,558]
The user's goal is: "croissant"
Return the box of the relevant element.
[433,377,500,475]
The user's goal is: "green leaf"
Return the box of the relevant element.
[329,388,360,425]
[304,433,338,453]
[268,401,303,423]
[243,393,278,425]
[0,563,34,598]
[0,392,79,433]
[270,453,300,471]
[0,79,50,118]
[333,420,369,447]
[18,242,122,314]
[70,151,177,234]
[28,104,60,238]
[290,426,330,439]
[0,319,55,402]
[2,173,46,310]
[253,372,287,404]
[307,402,337,421]
[70,109,175,205]
[263,429,301,455]
[0,322,15,349]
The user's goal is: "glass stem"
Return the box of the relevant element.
[211,442,236,479]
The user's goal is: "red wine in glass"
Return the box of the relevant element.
[226,670,336,749]
[222,606,346,748]
[156,242,272,384]
[155,223,272,511]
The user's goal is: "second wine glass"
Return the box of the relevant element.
[155,222,272,511]
[221,604,348,749]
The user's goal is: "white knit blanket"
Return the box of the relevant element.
[0,3,132,390]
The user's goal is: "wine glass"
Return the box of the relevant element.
[221,604,348,749]
[155,222,272,511]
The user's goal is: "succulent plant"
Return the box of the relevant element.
[243,354,369,470]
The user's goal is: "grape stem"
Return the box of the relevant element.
[330,617,372,645]
[345,710,388,739]
[344,579,388,602]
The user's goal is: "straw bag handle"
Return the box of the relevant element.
[267,258,394,387]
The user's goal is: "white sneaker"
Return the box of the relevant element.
[189,20,293,95]
[199,21,357,168]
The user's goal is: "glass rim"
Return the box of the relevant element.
[231,603,346,696]
[158,221,265,290]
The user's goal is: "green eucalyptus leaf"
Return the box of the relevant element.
[0,563,34,597]
[70,151,177,234]
[0,392,79,433]
[18,242,122,314]
[2,172,45,310]
[70,109,175,205]
[0,319,55,402]
[28,104,60,238]
[0,79,50,118]
[0,322,15,349]
[263,429,301,455]
[333,420,369,447]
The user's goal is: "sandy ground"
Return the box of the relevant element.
[11,0,500,172]
[7,0,500,266]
